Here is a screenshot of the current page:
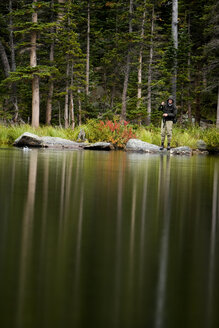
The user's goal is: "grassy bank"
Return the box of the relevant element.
[0,120,218,151]
[136,125,219,151]
[0,124,76,145]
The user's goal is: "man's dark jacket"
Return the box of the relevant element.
[158,97,177,122]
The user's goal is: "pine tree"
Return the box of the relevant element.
[30,0,40,128]
[172,0,178,102]
[86,0,90,96]
[0,0,217,127]
[9,0,19,121]
[46,0,55,125]
[137,0,147,108]
[147,4,155,124]
[121,0,133,120]
[203,0,219,127]
[0,40,10,78]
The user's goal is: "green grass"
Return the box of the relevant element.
[136,125,219,150]
[0,121,101,146]
[136,126,161,145]
[0,125,72,146]
[0,122,218,151]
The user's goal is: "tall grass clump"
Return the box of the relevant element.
[68,120,102,142]
[0,126,10,145]
[136,126,161,145]
[0,125,33,145]
[58,120,103,143]
[0,124,72,145]
[37,126,68,139]
[171,128,198,149]
[201,128,219,151]
[136,127,153,143]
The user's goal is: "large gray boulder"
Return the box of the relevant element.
[126,139,192,155]
[84,142,114,150]
[126,139,164,153]
[14,132,42,147]
[14,132,86,149]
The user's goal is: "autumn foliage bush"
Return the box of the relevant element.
[98,120,136,148]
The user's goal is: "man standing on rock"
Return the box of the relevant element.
[158,96,177,150]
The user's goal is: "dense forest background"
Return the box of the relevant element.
[0,0,218,128]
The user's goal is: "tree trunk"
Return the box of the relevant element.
[69,62,75,130]
[111,84,116,109]
[121,53,130,120]
[121,0,133,120]
[0,40,10,78]
[64,59,69,128]
[78,89,82,126]
[9,0,16,73]
[45,72,54,125]
[86,0,90,96]
[9,0,19,121]
[58,101,62,127]
[46,0,54,125]
[195,73,201,125]
[172,0,178,103]
[57,0,65,23]
[137,1,146,108]
[195,92,201,125]
[147,5,154,125]
[216,85,219,128]
[187,14,192,122]
[31,0,40,128]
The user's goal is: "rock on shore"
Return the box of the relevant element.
[14,132,114,150]
[14,133,194,155]
[84,142,114,150]
[14,132,86,149]
[170,146,193,156]
[126,139,193,155]
[126,139,163,153]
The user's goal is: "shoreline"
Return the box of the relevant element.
[8,133,217,156]
[0,122,218,154]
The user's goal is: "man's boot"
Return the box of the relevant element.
[160,142,164,150]
[167,143,171,150]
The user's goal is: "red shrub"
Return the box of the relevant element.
[98,120,136,148]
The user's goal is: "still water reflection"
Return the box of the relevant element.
[0,149,218,328]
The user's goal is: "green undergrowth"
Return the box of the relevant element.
[0,125,70,146]
[0,121,218,151]
[136,125,219,150]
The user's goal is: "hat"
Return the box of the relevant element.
[167,96,174,103]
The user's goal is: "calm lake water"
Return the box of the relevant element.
[0,148,218,328]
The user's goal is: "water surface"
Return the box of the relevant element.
[0,149,218,328]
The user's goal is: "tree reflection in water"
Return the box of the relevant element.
[0,150,218,328]
[16,150,38,327]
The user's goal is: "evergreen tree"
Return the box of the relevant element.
[30,0,40,128]
[203,0,219,127]
[0,0,218,127]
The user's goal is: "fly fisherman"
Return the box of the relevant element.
[158,96,177,150]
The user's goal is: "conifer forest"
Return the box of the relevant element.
[0,0,219,128]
